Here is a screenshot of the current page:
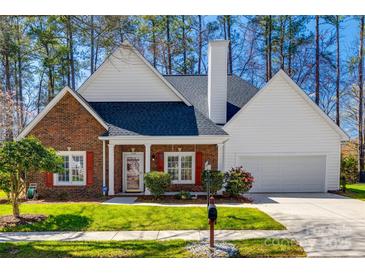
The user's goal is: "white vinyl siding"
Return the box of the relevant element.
[54,151,86,186]
[224,73,342,192]
[164,152,195,184]
[79,46,181,102]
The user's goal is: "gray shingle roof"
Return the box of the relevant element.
[85,75,258,137]
[89,102,227,136]
[164,75,259,121]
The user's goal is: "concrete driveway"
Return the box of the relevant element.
[248,193,365,257]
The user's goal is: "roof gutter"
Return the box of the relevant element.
[98,135,229,145]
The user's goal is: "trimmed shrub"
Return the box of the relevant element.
[144,171,171,198]
[202,170,224,195]
[175,190,192,200]
[341,155,358,184]
[224,166,254,197]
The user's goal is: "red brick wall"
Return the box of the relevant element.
[113,144,217,193]
[150,144,217,192]
[27,92,106,199]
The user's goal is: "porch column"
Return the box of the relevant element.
[217,143,225,195]
[144,143,151,195]
[102,140,106,192]
[217,143,224,171]
[108,143,115,195]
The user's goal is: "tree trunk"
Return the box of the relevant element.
[268,16,272,79]
[66,17,71,87]
[198,15,202,74]
[12,197,20,217]
[68,16,76,90]
[37,70,45,114]
[4,52,11,94]
[315,15,320,105]
[280,16,285,70]
[336,16,340,126]
[265,16,272,82]
[95,40,99,69]
[182,15,187,74]
[90,15,95,74]
[359,16,364,175]
[4,34,13,141]
[166,16,172,74]
[227,16,233,74]
[14,17,24,129]
[152,18,157,68]
[47,67,54,102]
[288,16,293,76]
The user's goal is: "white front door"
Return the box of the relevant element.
[123,152,144,192]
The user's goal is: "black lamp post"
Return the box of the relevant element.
[205,160,212,206]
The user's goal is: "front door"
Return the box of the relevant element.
[123,152,144,192]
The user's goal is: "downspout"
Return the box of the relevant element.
[102,140,106,195]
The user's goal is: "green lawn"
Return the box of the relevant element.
[0,239,305,258]
[0,203,285,231]
[340,183,365,201]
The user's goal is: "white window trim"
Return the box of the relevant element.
[164,152,195,184]
[54,151,87,186]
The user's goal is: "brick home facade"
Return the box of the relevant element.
[26,91,220,198]
[28,92,106,199]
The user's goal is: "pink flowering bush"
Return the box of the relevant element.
[224,166,254,197]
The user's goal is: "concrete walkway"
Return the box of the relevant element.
[0,230,288,242]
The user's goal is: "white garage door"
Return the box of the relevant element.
[237,155,326,192]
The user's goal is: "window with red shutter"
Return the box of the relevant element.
[157,152,164,171]
[86,151,94,186]
[45,172,54,187]
[195,152,203,185]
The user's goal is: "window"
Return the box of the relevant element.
[164,152,195,184]
[54,151,86,186]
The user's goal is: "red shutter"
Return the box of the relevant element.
[45,172,53,187]
[195,152,203,185]
[86,151,94,186]
[157,152,164,171]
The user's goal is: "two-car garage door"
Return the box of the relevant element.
[237,155,326,193]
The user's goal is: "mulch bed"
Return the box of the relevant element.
[23,197,108,204]
[0,214,47,229]
[136,195,252,204]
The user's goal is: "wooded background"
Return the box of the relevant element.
[0,15,364,163]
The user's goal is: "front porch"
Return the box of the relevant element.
[101,136,227,195]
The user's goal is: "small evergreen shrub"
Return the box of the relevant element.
[341,155,358,184]
[144,171,171,198]
[340,175,347,192]
[202,170,224,195]
[175,190,192,200]
[224,166,254,197]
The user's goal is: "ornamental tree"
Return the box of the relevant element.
[0,136,63,217]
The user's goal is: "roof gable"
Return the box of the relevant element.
[78,42,191,104]
[16,87,108,140]
[224,70,349,141]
